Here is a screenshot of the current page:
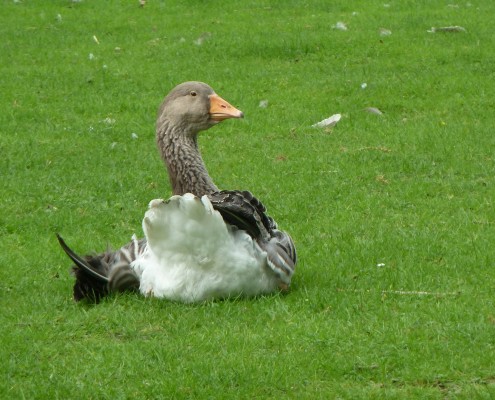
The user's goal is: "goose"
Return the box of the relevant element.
[57,81,297,303]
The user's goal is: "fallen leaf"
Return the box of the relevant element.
[376,175,389,184]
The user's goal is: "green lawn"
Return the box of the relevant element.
[2,0,495,398]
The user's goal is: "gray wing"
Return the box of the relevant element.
[208,190,297,286]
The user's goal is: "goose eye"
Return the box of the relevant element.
[190,91,197,97]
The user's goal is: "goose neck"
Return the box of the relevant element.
[157,122,219,196]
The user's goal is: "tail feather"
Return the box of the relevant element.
[57,234,145,302]
[71,255,110,302]
[57,234,110,302]
[57,234,109,282]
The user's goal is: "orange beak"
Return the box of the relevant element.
[209,94,244,122]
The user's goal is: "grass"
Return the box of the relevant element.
[2,0,495,398]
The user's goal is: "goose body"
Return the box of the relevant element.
[58,81,297,303]
[133,194,280,302]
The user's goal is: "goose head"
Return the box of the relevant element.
[156,81,244,196]
[157,81,243,136]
